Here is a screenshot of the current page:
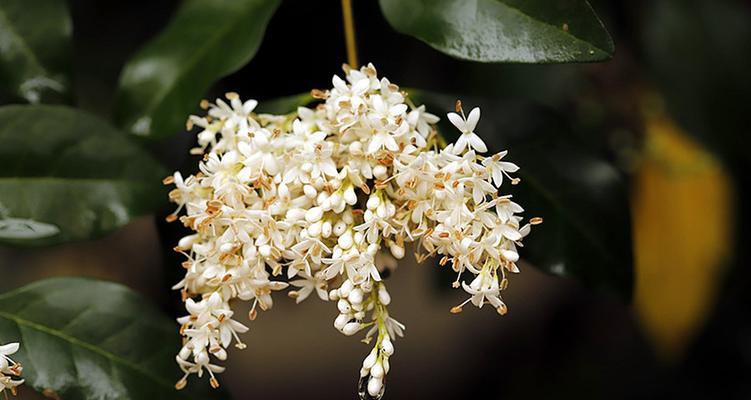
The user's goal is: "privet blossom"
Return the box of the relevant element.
[167,63,538,398]
[0,342,23,396]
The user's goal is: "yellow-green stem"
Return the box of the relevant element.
[341,0,359,68]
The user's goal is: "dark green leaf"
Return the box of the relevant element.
[410,90,633,300]
[115,0,281,139]
[0,105,167,246]
[0,0,72,103]
[0,278,224,399]
[642,0,751,164]
[379,0,614,63]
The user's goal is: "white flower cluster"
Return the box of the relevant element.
[0,342,23,397]
[167,63,537,397]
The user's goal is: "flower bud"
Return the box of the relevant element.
[219,242,235,253]
[342,322,362,336]
[329,192,343,210]
[305,206,324,223]
[303,184,317,198]
[321,221,333,238]
[381,338,394,355]
[349,141,363,154]
[339,280,354,297]
[308,221,322,237]
[373,165,388,180]
[378,286,391,306]
[389,243,405,259]
[329,289,340,301]
[344,186,357,205]
[362,351,378,369]
[376,203,388,219]
[367,376,383,397]
[342,211,354,224]
[333,220,347,236]
[348,288,364,304]
[370,361,384,379]
[278,182,290,199]
[338,230,354,249]
[337,299,352,314]
[285,208,306,221]
[334,313,350,330]
[367,195,380,210]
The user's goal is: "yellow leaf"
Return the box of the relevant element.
[632,111,734,361]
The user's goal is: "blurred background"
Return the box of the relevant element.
[1,0,749,399]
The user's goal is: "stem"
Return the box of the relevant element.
[341,0,359,68]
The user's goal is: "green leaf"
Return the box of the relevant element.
[0,105,167,246]
[379,0,614,63]
[0,0,71,103]
[409,90,633,300]
[0,278,224,399]
[115,0,281,139]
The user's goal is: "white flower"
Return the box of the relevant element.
[482,150,519,187]
[0,342,24,396]
[447,107,487,154]
[290,272,329,303]
[167,64,536,395]
[407,104,439,138]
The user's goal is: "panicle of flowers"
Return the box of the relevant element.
[0,342,24,397]
[167,63,538,398]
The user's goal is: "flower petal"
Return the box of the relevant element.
[447,112,466,132]
[466,107,481,132]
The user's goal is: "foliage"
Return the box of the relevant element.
[115,0,281,139]
[0,278,224,399]
[0,0,640,398]
[0,0,71,103]
[0,106,165,246]
[380,0,614,63]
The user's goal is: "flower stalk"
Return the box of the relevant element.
[341,0,359,68]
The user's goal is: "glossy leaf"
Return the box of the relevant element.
[0,105,166,246]
[410,90,633,299]
[0,278,223,399]
[115,0,281,139]
[0,0,72,103]
[379,0,614,63]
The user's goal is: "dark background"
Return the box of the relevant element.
[2,0,750,399]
